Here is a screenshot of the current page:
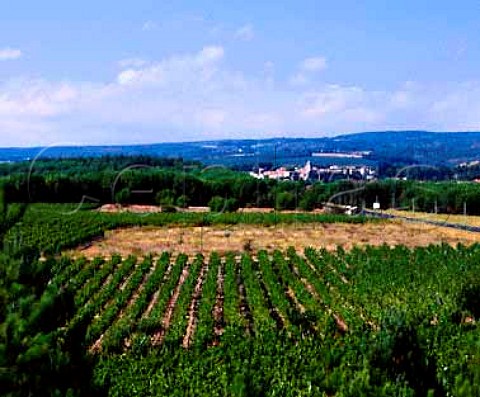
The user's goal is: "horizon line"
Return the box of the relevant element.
[0,129,478,151]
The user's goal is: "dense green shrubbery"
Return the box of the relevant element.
[5,156,480,214]
[0,193,96,396]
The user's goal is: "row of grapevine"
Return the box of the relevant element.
[222,253,249,334]
[164,254,204,345]
[86,256,154,349]
[62,249,355,351]
[68,257,105,296]
[101,252,171,353]
[67,256,137,339]
[74,255,121,308]
[190,252,221,348]
[28,230,480,396]
[240,254,277,334]
[303,247,368,329]
[287,247,351,333]
[54,244,480,360]
[270,250,327,335]
[256,250,295,333]
[50,256,86,287]
[137,254,189,340]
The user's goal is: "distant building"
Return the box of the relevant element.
[250,161,377,182]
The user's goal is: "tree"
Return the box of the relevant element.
[0,192,96,396]
[299,191,317,211]
[208,196,225,212]
[176,194,189,209]
[208,196,239,213]
[155,189,175,206]
[114,187,131,205]
[224,198,239,212]
[275,191,295,211]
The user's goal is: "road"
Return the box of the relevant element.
[361,209,480,233]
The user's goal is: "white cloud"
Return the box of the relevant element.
[194,108,226,128]
[290,56,328,86]
[116,45,224,86]
[0,81,77,117]
[300,57,327,72]
[300,85,384,132]
[117,69,139,85]
[2,47,480,146]
[295,81,480,133]
[198,46,224,63]
[142,21,157,31]
[0,48,22,61]
[234,24,255,41]
[302,85,371,117]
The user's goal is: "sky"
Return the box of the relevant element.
[1,0,480,147]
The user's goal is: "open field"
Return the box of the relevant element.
[70,220,480,258]
[5,203,377,258]
[385,208,480,227]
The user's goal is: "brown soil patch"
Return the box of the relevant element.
[70,220,480,259]
[287,287,306,314]
[142,261,174,319]
[151,264,190,346]
[89,334,104,354]
[98,204,163,213]
[212,263,225,341]
[182,263,208,349]
[97,204,321,215]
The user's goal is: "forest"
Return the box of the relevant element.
[3,156,480,214]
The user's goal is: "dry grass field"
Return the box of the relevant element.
[385,209,480,227]
[70,220,480,258]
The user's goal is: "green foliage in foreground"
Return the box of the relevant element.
[0,195,96,397]
[3,243,480,396]
[92,245,480,397]
[3,197,480,396]
[95,333,412,397]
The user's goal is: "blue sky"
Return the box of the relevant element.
[1,0,479,146]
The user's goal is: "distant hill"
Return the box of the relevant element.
[0,131,479,169]
[330,131,480,165]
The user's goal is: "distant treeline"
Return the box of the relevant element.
[0,155,200,177]
[3,156,480,214]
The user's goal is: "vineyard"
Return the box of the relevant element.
[41,243,480,396]
[4,203,480,396]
